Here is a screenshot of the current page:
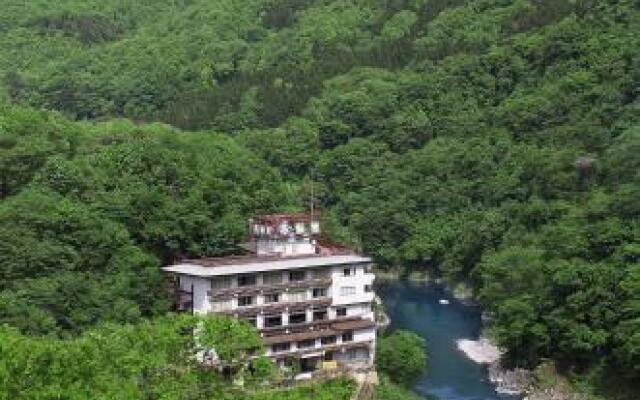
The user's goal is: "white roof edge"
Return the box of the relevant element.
[162,255,372,277]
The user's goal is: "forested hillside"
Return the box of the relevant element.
[1,0,639,399]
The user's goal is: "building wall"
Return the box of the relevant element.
[179,275,212,315]
[265,326,376,359]
[329,264,375,306]
[334,347,371,364]
[183,263,375,318]
[256,240,316,256]
[176,261,377,367]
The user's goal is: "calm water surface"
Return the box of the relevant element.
[376,280,522,400]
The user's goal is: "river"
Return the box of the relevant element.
[376,279,522,400]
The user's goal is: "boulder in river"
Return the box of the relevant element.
[456,337,501,364]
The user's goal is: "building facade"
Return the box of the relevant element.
[163,214,376,374]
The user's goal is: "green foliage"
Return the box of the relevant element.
[377,330,427,387]
[0,107,295,336]
[374,375,426,400]
[1,0,639,397]
[0,189,165,336]
[0,314,353,400]
[381,11,418,41]
[28,12,125,44]
[0,315,219,399]
[247,377,355,400]
[0,106,79,198]
[198,317,262,362]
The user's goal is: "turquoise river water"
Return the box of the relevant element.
[376,280,522,400]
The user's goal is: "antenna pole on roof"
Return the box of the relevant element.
[310,169,315,222]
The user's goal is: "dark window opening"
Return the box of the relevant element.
[238,275,257,287]
[264,315,282,328]
[238,296,254,307]
[271,343,290,353]
[289,270,305,282]
[321,336,336,346]
[297,339,315,349]
[336,307,347,317]
[342,331,353,342]
[263,272,282,285]
[312,288,327,298]
[289,312,306,325]
[264,293,280,303]
[313,309,327,321]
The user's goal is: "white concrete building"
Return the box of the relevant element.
[163,214,376,374]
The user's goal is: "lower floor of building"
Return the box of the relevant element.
[273,343,373,379]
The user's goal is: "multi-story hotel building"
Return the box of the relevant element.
[163,213,376,374]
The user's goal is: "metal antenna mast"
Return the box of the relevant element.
[310,169,315,221]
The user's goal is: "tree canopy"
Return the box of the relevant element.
[0,0,639,398]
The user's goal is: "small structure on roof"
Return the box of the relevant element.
[248,213,321,256]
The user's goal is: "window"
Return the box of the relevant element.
[294,222,306,234]
[321,336,336,346]
[311,269,329,280]
[312,288,327,298]
[263,293,280,304]
[297,339,315,349]
[264,314,282,328]
[271,343,290,353]
[344,348,367,361]
[289,270,305,282]
[288,290,307,302]
[342,331,353,342]
[263,272,282,286]
[238,296,254,307]
[288,311,306,325]
[238,275,256,287]
[211,299,232,312]
[313,308,327,321]
[211,277,231,290]
[336,307,347,317]
[343,268,352,277]
[340,286,356,296]
[364,284,373,293]
[243,315,257,328]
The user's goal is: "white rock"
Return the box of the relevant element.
[456,337,502,364]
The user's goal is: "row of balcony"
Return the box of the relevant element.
[268,337,374,359]
[208,277,332,300]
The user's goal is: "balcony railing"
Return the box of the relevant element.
[268,339,374,359]
[216,297,332,316]
[261,317,376,343]
[208,278,332,300]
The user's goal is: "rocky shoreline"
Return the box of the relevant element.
[455,337,530,397]
[457,337,586,400]
[488,363,532,397]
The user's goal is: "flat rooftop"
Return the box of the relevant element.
[163,252,371,277]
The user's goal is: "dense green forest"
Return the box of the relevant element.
[0,0,639,399]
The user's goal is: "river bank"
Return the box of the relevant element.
[454,336,530,396]
[456,337,593,400]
